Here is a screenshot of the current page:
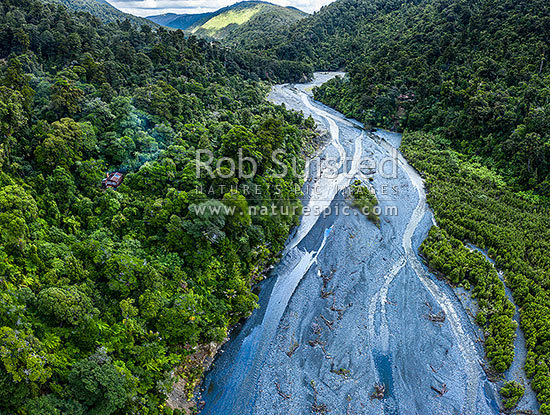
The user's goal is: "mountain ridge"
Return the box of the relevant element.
[147,1,308,43]
[144,12,212,30]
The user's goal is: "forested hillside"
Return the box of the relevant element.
[190,1,306,43]
[0,0,314,413]
[45,0,157,26]
[272,0,550,192]
[147,1,308,49]
[222,4,308,50]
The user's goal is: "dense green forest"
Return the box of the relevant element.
[402,131,550,413]
[0,0,315,413]
[46,0,157,26]
[266,0,408,67]
[283,0,550,192]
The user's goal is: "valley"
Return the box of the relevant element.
[198,73,520,414]
[1,0,550,413]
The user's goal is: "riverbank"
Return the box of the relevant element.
[466,243,539,413]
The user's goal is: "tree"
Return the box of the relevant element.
[35,118,84,171]
[47,166,77,212]
[186,200,228,242]
[220,125,262,166]
[2,57,34,113]
[50,79,84,117]
[501,381,525,409]
[222,190,251,231]
[0,184,37,249]
[76,159,107,195]
[0,86,26,165]
[0,365,34,410]
[37,286,97,326]
[0,327,52,384]
[157,291,202,345]
[26,395,84,415]
[68,351,129,415]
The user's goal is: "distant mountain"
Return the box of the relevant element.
[147,1,307,45]
[43,0,157,26]
[146,12,212,30]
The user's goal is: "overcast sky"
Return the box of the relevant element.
[106,0,336,17]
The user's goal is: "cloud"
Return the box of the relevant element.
[106,0,336,17]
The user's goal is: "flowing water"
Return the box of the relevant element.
[199,73,503,415]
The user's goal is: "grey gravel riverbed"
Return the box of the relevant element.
[198,72,505,415]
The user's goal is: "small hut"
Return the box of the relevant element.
[102,172,123,189]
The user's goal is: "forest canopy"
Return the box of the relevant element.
[263,0,550,192]
[402,131,550,413]
[0,0,315,413]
